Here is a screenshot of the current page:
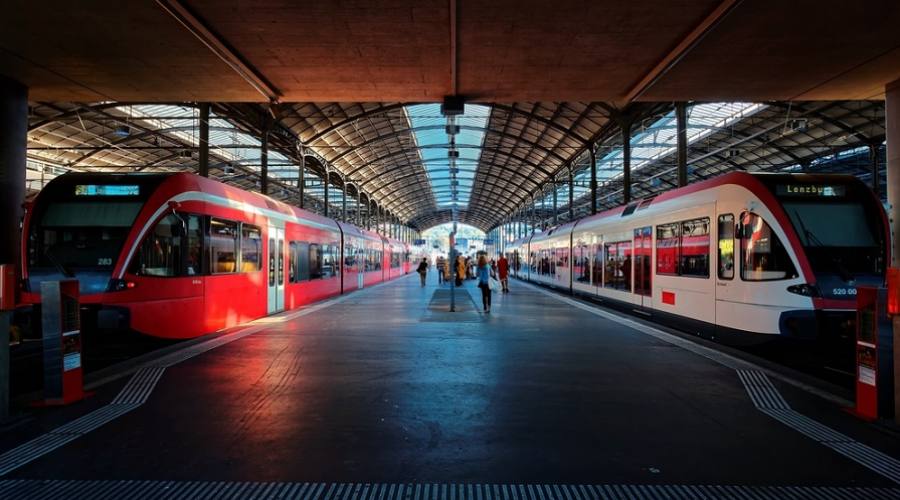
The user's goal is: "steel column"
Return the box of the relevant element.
[260,124,269,195]
[568,165,574,221]
[356,190,362,226]
[552,179,558,226]
[324,169,331,217]
[871,143,881,196]
[342,177,348,222]
[198,103,210,177]
[622,121,632,204]
[298,152,305,208]
[676,102,688,187]
[590,145,597,215]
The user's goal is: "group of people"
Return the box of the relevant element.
[417,253,510,313]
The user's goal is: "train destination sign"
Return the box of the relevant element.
[75,184,140,196]
[776,183,846,197]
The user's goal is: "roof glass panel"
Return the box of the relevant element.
[562,102,766,205]
[406,103,491,209]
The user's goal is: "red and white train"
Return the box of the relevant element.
[506,172,888,343]
[19,172,421,339]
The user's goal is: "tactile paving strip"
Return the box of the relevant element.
[0,278,405,477]
[0,480,898,500]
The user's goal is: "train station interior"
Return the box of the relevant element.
[3,1,900,498]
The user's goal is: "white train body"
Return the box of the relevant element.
[507,173,887,343]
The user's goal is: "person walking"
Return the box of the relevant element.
[476,254,493,313]
[416,257,428,287]
[498,254,509,293]
[436,256,445,284]
[455,255,465,286]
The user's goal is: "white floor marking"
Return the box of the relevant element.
[518,280,900,485]
[0,275,412,477]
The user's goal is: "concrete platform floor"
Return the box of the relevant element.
[3,271,900,497]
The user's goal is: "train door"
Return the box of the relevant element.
[267,225,285,314]
[357,244,365,290]
[633,226,653,307]
[714,212,737,326]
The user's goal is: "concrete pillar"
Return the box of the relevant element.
[198,103,210,177]
[590,146,597,215]
[0,77,25,422]
[887,80,900,422]
[676,102,688,188]
[0,76,26,269]
[622,121,632,204]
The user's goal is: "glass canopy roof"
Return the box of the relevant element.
[559,102,765,206]
[405,103,491,209]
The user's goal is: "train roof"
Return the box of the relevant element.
[507,171,873,249]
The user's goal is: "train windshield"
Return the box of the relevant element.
[29,200,144,275]
[782,199,883,275]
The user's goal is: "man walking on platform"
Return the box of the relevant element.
[436,256,445,284]
[416,258,428,287]
[498,254,510,293]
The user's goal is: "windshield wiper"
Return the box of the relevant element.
[45,247,75,278]
[792,209,853,282]
[793,209,825,248]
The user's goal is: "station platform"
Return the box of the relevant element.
[2,272,900,498]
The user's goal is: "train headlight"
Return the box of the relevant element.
[107,279,137,292]
[787,283,819,297]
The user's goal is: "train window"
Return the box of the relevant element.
[321,243,338,278]
[132,213,202,277]
[333,244,341,276]
[343,244,354,272]
[740,212,798,281]
[717,214,735,280]
[309,244,323,279]
[240,224,262,272]
[633,226,652,296]
[591,243,603,287]
[680,218,710,278]
[574,242,590,283]
[185,215,203,276]
[293,241,310,281]
[656,223,680,275]
[288,242,296,283]
[210,218,238,274]
[604,241,632,291]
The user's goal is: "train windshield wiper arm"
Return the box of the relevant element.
[792,210,824,248]
[793,209,853,281]
[45,247,74,278]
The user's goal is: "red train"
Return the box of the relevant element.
[19,172,416,339]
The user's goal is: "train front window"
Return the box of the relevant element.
[131,213,202,277]
[783,200,882,274]
[740,212,797,281]
[30,201,143,274]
